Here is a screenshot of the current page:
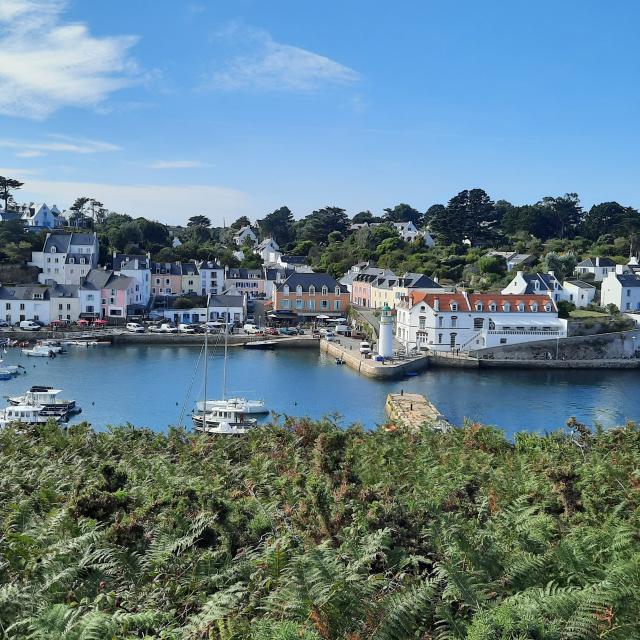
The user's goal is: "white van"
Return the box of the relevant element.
[243,323,261,334]
[19,320,41,331]
[178,323,195,334]
[126,322,145,333]
[359,341,372,354]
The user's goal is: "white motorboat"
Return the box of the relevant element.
[7,386,80,419]
[192,298,260,435]
[0,359,20,375]
[21,345,54,357]
[195,398,268,415]
[0,404,62,427]
[39,340,64,354]
[192,406,257,435]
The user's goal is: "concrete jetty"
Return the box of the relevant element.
[385,393,451,431]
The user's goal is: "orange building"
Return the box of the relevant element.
[272,272,350,319]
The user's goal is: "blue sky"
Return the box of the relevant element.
[1,0,639,225]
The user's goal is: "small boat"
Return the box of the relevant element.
[0,404,62,427]
[195,398,269,415]
[21,345,55,357]
[336,358,345,365]
[243,340,277,350]
[39,340,65,354]
[0,360,21,375]
[7,386,81,419]
[0,371,11,381]
[192,406,257,435]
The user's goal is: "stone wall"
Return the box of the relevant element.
[472,329,640,361]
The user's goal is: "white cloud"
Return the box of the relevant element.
[0,0,139,119]
[206,25,359,92]
[0,166,42,176]
[148,160,209,169]
[0,135,120,156]
[21,179,252,225]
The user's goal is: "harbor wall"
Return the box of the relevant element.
[471,329,640,361]
[320,339,429,379]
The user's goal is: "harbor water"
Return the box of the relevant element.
[1,344,639,437]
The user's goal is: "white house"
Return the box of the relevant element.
[601,270,640,312]
[563,280,597,308]
[395,291,566,353]
[0,284,52,324]
[575,257,616,282]
[255,238,280,262]
[30,232,99,286]
[171,236,182,248]
[0,202,64,230]
[502,271,568,303]
[162,294,246,326]
[197,260,224,296]
[115,254,152,309]
[49,284,81,323]
[487,251,536,272]
[233,225,257,246]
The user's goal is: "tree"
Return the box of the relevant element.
[187,215,211,228]
[136,218,170,246]
[352,210,375,224]
[257,206,295,245]
[539,193,584,239]
[542,251,577,280]
[429,189,496,245]
[0,175,24,209]
[298,207,349,244]
[477,254,507,275]
[582,202,640,241]
[230,215,251,231]
[501,204,558,240]
[424,204,445,226]
[383,203,423,225]
[109,221,143,252]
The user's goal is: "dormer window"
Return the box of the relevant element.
[322,286,328,295]
[283,285,289,294]
[450,302,458,311]
[534,280,540,290]
[296,285,303,295]
[334,286,340,295]
[475,302,483,311]
[50,246,56,253]
[502,302,511,312]
[69,257,74,264]
[531,303,539,312]
[309,285,315,295]
[544,303,552,312]
[489,303,497,312]
[517,303,525,312]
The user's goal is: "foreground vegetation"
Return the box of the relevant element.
[1,418,639,639]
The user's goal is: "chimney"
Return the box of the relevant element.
[548,270,554,277]
[516,270,524,278]
[596,257,600,267]
[433,298,440,311]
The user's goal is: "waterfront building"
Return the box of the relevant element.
[487,251,536,272]
[30,232,99,285]
[395,291,566,353]
[370,273,400,309]
[150,262,182,295]
[350,268,394,307]
[180,262,199,295]
[601,270,640,312]
[264,267,293,299]
[0,202,64,230]
[162,294,246,325]
[392,272,443,306]
[79,269,138,320]
[563,280,597,308]
[340,261,377,293]
[502,271,568,303]
[0,284,53,325]
[49,284,80,323]
[575,257,616,282]
[197,260,224,296]
[272,272,350,319]
[224,267,266,298]
[113,253,152,308]
[233,225,257,246]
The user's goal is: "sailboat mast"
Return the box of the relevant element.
[222,306,228,401]
[202,293,211,428]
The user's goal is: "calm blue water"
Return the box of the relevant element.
[1,345,639,437]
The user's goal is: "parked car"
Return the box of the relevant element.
[148,310,165,320]
[178,323,195,334]
[335,324,350,335]
[0,320,10,328]
[150,323,178,334]
[278,327,296,336]
[243,323,261,334]
[323,330,336,341]
[265,327,279,336]
[126,322,145,333]
[19,320,41,331]
[359,341,372,354]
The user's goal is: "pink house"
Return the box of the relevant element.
[351,268,391,307]
[151,262,182,295]
[80,269,137,320]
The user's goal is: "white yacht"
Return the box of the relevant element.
[0,404,62,427]
[0,359,20,375]
[192,406,257,435]
[195,398,268,415]
[7,386,81,419]
[21,345,54,357]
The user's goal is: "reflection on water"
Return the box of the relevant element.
[1,345,638,437]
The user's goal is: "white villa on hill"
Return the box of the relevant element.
[601,268,640,312]
[30,232,99,285]
[395,291,567,353]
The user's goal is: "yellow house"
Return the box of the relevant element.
[370,274,398,309]
[180,263,199,295]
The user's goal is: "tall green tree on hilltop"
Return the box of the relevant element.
[582,202,640,241]
[298,206,349,244]
[0,175,24,210]
[230,215,252,230]
[257,206,295,245]
[383,203,423,225]
[429,188,496,245]
[187,215,211,228]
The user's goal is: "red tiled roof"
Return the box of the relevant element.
[409,292,557,313]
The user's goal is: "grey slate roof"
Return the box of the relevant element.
[81,269,113,290]
[113,254,149,270]
[49,284,79,298]
[398,272,442,289]
[42,233,95,253]
[151,262,182,275]
[521,272,561,294]
[616,274,640,287]
[0,285,50,300]
[279,255,308,265]
[277,272,346,293]
[226,268,263,279]
[564,280,596,289]
[577,257,615,268]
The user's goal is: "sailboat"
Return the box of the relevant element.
[192,300,259,435]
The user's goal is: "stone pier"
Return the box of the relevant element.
[385,393,451,431]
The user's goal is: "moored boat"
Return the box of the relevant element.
[195,397,268,415]
[21,345,55,357]
[192,406,257,435]
[0,404,62,427]
[7,386,81,420]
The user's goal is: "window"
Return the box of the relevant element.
[502,303,511,312]
[308,299,315,310]
[334,300,341,310]
[450,302,458,311]
[295,299,303,309]
[335,286,340,295]
[58,303,63,310]
[4,303,9,310]
[20,304,25,311]
[309,285,315,295]
[69,257,74,264]
[475,302,483,311]
[438,333,443,344]
[283,285,289,294]
[282,299,290,309]
[474,317,484,329]
[322,286,328,295]
[321,300,328,309]
[438,316,443,328]
[531,303,539,311]
[544,304,552,312]
[419,316,426,330]
[517,303,525,312]
[296,285,303,295]
[489,303,497,311]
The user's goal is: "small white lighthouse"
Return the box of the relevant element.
[378,302,393,358]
